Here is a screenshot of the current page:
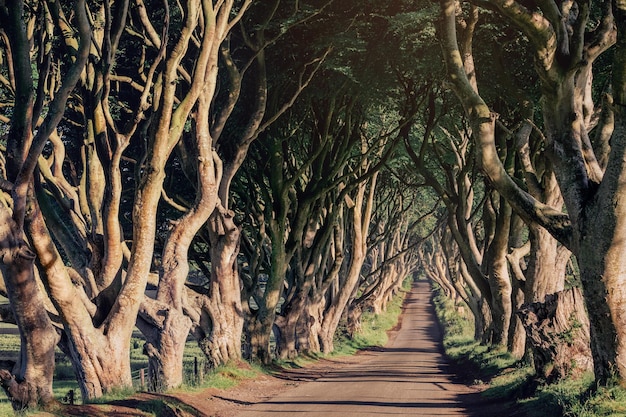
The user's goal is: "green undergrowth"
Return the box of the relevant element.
[173,361,264,393]
[276,278,411,369]
[519,374,626,417]
[334,279,411,355]
[432,282,626,417]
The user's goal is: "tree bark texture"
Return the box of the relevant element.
[483,194,512,347]
[197,208,244,368]
[319,177,375,353]
[438,0,623,382]
[0,205,58,410]
[518,288,593,381]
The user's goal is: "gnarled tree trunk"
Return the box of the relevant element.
[438,0,621,384]
[518,288,593,381]
[319,175,376,353]
[0,206,58,410]
[196,208,244,368]
[483,194,513,347]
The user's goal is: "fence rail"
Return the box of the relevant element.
[131,357,206,391]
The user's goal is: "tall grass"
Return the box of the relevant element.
[518,373,626,417]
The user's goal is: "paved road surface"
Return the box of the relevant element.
[236,281,492,417]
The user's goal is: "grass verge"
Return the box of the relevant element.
[173,361,264,393]
[332,278,411,355]
[432,282,626,417]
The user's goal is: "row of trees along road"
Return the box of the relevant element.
[415,0,626,390]
[1,0,626,412]
[0,0,428,410]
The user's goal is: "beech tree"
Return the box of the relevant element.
[132,0,252,391]
[0,0,89,407]
[237,92,378,361]
[438,0,626,384]
[0,0,252,399]
[344,169,425,337]
[401,87,503,344]
[316,130,382,354]
[172,0,332,369]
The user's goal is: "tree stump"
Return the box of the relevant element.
[517,287,593,381]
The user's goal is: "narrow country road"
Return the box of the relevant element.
[236,280,511,417]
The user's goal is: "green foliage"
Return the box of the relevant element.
[518,374,626,417]
[557,314,584,345]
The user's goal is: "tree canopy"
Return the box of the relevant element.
[0,0,625,410]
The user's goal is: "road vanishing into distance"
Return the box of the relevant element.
[236,281,511,417]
